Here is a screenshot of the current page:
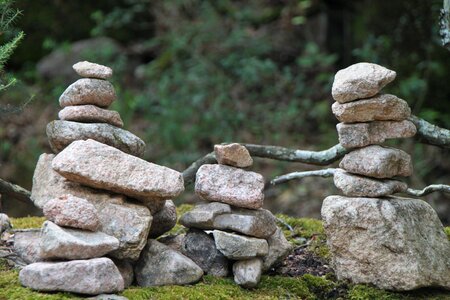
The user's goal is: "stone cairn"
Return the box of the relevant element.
[178,143,292,288]
[14,62,292,296]
[16,61,188,295]
[322,63,450,291]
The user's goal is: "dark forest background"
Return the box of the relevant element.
[1,0,449,224]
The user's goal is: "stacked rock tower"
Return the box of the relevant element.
[179,143,292,288]
[17,61,185,295]
[322,63,450,291]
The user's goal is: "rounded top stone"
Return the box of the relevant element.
[73,61,113,79]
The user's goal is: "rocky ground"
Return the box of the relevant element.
[1,205,449,300]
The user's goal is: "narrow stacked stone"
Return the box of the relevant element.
[179,143,292,288]
[322,63,450,291]
[18,62,186,295]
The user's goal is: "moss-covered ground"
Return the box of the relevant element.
[1,205,449,300]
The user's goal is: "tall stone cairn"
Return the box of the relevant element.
[18,61,189,295]
[179,143,292,288]
[323,62,450,291]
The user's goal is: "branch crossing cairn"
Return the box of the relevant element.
[179,143,292,288]
[322,63,450,291]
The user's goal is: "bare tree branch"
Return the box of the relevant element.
[0,178,31,204]
[271,168,338,185]
[409,115,450,149]
[405,184,450,197]
[440,0,450,51]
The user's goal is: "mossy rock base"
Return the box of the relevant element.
[2,206,449,300]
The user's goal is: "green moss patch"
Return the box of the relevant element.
[10,216,46,229]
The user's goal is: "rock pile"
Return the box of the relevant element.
[322,62,450,291]
[179,143,292,288]
[17,61,185,295]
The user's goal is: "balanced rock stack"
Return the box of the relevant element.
[322,63,450,291]
[16,61,185,295]
[179,143,292,288]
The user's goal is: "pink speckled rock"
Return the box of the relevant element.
[52,139,184,203]
[73,61,113,79]
[43,194,100,231]
[58,105,123,127]
[59,78,116,108]
[195,164,264,209]
[214,143,253,167]
[332,63,396,103]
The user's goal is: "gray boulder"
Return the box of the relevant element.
[181,229,229,277]
[322,195,450,291]
[135,239,203,286]
[19,257,124,294]
[212,230,268,260]
[13,229,42,264]
[262,227,292,271]
[47,120,145,157]
[179,202,231,229]
[233,258,263,288]
[40,221,119,260]
[148,200,177,238]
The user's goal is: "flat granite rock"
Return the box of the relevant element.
[73,61,113,79]
[337,120,416,149]
[135,239,203,286]
[333,169,408,197]
[339,145,413,178]
[31,153,127,209]
[47,120,145,157]
[331,94,410,123]
[19,257,124,295]
[332,63,396,103]
[181,229,229,277]
[43,194,100,231]
[31,155,150,261]
[40,221,119,260]
[13,229,42,264]
[214,143,253,167]
[212,230,268,260]
[179,202,232,229]
[148,200,177,238]
[59,78,116,107]
[233,258,263,288]
[52,139,184,203]
[195,164,264,209]
[321,196,450,291]
[58,105,124,127]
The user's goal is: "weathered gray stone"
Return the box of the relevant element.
[332,63,396,103]
[52,139,184,202]
[332,94,410,123]
[262,227,292,272]
[179,202,231,229]
[212,230,268,260]
[158,234,185,252]
[181,229,229,277]
[233,258,263,288]
[337,120,416,149]
[339,145,413,178]
[31,153,127,209]
[96,201,152,261]
[59,78,116,108]
[0,213,11,234]
[214,143,253,167]
[19,257,124,294]
[195,164,264,209]
[213,208,278,239]
[112,258,134,288]
[13,229,42,264]
[322,196,450,291]
[46,120,145,157]
[135,239,203,286]
[58,105,123,127]
[334,169,408,197]
[40,221,119,260]
[73,61,113,79]
[43,194,100,231]
[144,199,166,215]
[148,200,177,238]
